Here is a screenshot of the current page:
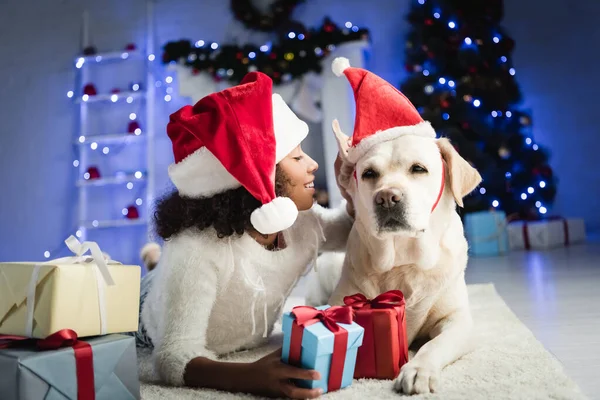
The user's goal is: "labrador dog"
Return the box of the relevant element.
[308,120,481,395]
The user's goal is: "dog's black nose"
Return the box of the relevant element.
[375,189,402,209]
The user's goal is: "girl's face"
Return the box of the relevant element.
[277,145,319,211]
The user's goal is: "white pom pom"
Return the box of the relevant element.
[251,197,298,234]
[332,57,351,77]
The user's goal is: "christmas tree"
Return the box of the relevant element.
[400,0,557,220]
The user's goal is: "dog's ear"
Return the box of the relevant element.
[332,119,356,196]
[332,119,352,165]
[436,138,482,207]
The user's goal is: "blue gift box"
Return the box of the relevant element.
[281,305,364,393]
[0,334,140,400]
[464,210,509,257]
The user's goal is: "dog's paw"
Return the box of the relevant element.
[393,362,440,395]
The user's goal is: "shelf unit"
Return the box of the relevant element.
[72,2,156,240]
[76,174,146,188]
[75,90,146,104]
[75,133,145,145]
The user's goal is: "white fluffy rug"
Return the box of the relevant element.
[137,284,586,399]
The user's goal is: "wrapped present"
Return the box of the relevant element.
[281,305,364,393]
[0,236,140,338]
[464,210,509,257]
[0,330,140,399]
[343,290,408,379]
[507,218,586,250]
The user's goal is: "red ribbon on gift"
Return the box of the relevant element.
[288,306,353,392]
[344,290,408,379]
[521,217,569,250]
[0,329,95,400]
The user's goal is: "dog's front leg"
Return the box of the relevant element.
[394,311,474,395]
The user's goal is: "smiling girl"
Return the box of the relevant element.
[133,72,353,399]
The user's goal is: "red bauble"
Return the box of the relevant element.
[86,166,101,180]
[191,68,200,75]
[125,205,139,220]
[324,24,335,33]
[269,53,278,60]
[462,122,470,129]
[125,43,136,51]
[83,83,97,96]
[128,121,141,134]
[441,100,450,108]
[111,88,121,94]
[425,19,433,25]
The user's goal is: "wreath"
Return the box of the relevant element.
[230,0,305,32]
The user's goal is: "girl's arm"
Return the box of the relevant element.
[152,247,220,386]
[311,200,354,252]
[154,240,322,398]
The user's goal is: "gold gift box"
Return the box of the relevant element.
[0,261,140,338]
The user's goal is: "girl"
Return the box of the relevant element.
[135,72,353,399]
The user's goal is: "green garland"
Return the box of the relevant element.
[162,18,369,85]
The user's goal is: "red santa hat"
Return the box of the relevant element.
[166,72,309,235]
[331,57,436,163]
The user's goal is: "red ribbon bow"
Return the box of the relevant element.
[344,290,406,310]
[292,305,353,332]
[288,306,353,392]
[343,291,408,379]
[0,329,95,400]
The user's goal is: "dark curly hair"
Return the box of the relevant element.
[155,166,293,240]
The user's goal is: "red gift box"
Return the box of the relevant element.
[344,290,408,379]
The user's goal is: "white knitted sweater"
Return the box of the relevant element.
[140,203,353,386]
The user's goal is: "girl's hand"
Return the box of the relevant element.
[244,348,323,399]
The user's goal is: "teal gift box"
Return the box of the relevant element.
[464,210,509,257]
[281,305,364,393]
[0,333,140,400]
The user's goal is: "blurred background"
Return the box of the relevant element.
[0,0,597,265]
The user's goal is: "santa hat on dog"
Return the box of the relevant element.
[331,57,436,163]
[167,72,308,234]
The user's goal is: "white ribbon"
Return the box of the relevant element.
[25,236,117,337]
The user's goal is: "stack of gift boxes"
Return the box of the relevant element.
[0,236,141,400]
[463,210,586,257]
[281,290,409,394]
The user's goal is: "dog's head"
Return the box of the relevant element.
[333,120,481,238]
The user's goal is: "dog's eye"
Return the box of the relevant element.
[411,164,428,174]
[361,168,379,180]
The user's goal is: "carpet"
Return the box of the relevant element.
[137,283,587,399]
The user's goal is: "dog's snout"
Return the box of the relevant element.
[375,189,402,209]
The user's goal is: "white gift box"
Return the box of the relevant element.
[507,218,586,250]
